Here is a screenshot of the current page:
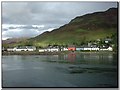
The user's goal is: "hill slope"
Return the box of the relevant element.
[9,8,118,47]
[2,38,29,48]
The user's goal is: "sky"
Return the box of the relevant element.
[2,1,118,40]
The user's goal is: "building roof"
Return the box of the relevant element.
[26,46,36,49]
[17,46,27,49]
[105,38,112,41]
[100,46,109,49]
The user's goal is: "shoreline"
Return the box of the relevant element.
[2,51,117,55]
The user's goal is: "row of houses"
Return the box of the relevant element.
[39,45,113,52]
[39,47,68,52]
[6,46,36,52]
[3,44,113,52]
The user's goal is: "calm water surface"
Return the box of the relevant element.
[2,53,118,87]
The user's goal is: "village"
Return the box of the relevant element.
[2,38,114,53]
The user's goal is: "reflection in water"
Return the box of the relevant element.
[58,53,116,65]
[40,52,117,65]
[2,53,116,65]
[67,53,76,62]
[2,53,118,87]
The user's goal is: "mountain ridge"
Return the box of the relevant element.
[3,8,118,47]
[28,8,117,47]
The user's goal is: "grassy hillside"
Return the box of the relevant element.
[2,38,29,48]
[3,8,118,48]
[28,8,118,47]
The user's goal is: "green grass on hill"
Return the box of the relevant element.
[3,8,117,48]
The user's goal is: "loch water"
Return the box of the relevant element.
[2,53,118,87]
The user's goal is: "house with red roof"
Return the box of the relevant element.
[68,45,76,51]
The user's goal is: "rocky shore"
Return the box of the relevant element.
[2,51,62,55]
[2,51,116,55]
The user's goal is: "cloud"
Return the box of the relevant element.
[2,2,117,24]
[2,2,117,40]
[2,24,55,40]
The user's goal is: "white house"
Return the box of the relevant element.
[49,48,59,52]
[26,46,36,51]
[59,47,68,51]
[44,47,59,52]
[104,38,112,44]
[108,46,113,51]
[83,46,99,51]
[39,49,47,52]
[39,47,59,52]
[91,47,99,51]
[63,48,68,51]
[13,46,36,51]
[7,48,14,52]
[83,47,92,51]
[100,46,113,51]
[2,47,5,51]
[76,47,84,51]
[14,46,28,51]
[60,48,68,51]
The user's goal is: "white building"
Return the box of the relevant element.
[7,48,14,52]
[13,46,36,51]
[83,47,92,51]
[104,38,112,44]
[26,46,36,51]
[83,47,99,51]
[39,47,59,52]
[63,48,68,51]
[100,46,113,51]
[108,47,113,51]
[14,46,28,51]
[91,47,99,51]
[39,49,47,52]
[59,47,68,51]
[2,47,5,51]
[48,48,59,52]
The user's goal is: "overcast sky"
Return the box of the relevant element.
[2,2,118,40]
